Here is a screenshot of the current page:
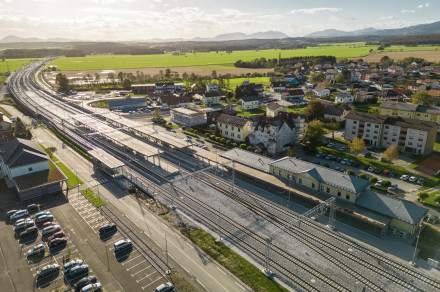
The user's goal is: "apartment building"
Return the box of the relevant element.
[345,111,437,154]
[170,108,207,128]
[217,114,250,142]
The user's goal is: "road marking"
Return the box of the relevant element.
[197,279,207,289]
[141,276,163,290]
[216,267,226,275]
[126,259,147,270]
[136,270,159,283]
[105,237,124,246]
[121,254,142,265]
[235,282,245,290]
[131,265,152,276]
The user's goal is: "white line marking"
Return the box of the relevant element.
[141,276,164,290]
[216,267,226,275]
[126,260,147,271]
[131,265,152,276]
[235,282,245,290]
[121,254,142,265]
[136,270,159,283]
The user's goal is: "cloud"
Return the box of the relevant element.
[329,15,339,22]
[290,8,341,15]
[401,9,415,13]
[417,2,429,8]
[381,15,394,20]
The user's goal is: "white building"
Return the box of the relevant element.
[266,102,286,118]
[206,83,219,92]
[314,86,330,97]
[170,108,207,128]
[217,114,250,142]
[193,92,220,106]
[335,92,353,103]
[239,96,259,110]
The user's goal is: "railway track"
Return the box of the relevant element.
[100,205,169,275]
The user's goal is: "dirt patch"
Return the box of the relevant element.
[52,66,274,78]
[415,154,440,176]
[356,51,440,63]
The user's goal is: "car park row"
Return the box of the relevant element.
[6,205,102,291]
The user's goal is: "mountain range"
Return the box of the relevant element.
[2,21,440,43]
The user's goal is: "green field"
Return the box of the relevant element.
[0,59,39,73]
[383,45,440,52]
[50,44,378,71]
[227,77,271,89]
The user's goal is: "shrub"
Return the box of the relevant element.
[189,128,194,132]
[232,143,237,147]
[346,169,354,175]
[216,137,222,142]
[246,146,252,151]
[381,180,391,187]
[435,195,440,205]
[240,144,246,149]
[168,122,172,126]
[357,173,367,179]
[255,149,259,154]
[418,192,429,202]
[226,140,231,146]
[369,177,378,183]
[205,133,210,138]
[161,120,166,124]
[210,135,215,140]
[323,163,330,168]
[193,130,198,134]
[220,138,225,143]
[181,126,186,131]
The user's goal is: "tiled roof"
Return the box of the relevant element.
[378,101,418,112]
[158,94,190,105]
[266,102,283,110]
[240,96,259,102]
[428,90,440,97]
[414,105,440,115]
[283,89,304,96]
[0,138,48,168]
[324,104,351,116]
[217,114,249,128]
[356,190,427,224]
[270,157,371,193]
[345,111,388,124]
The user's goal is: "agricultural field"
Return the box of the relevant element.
[226,77,271,90]
[358,50,440,63]
[382,45,440,52]
[0,58,39,73]
[49,44,378,71]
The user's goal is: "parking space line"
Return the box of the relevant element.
[105,237,124,246]
[83,213,98,219]
[126,259,147,270]
[141,276,164,290]
[122,254,143,265]
[131,265,152,276]
[136,270,159,283]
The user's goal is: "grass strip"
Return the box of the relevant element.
[0,106,12,118]
[415,225,440,260]
[80,188,105,207]
[45,127,92,162]
[38,143,60,162]
[185,228,288,292]
[56,162,82,188]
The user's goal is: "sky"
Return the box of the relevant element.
[0,0,438,41]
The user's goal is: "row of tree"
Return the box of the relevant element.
[234,56,336,69]
[2,49,85,58]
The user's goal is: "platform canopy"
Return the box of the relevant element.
[88,148,125,169]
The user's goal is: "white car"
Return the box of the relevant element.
[114,239,132,251]
[27,244,45,257]
[374,181,382,187]
[42,225,61,236]
[400,174,409,181]
[368,167,375,172]
[327,143,335,148]
[409,176,417,183]
[388,186,397,191]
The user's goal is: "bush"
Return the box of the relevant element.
[161,120,166,124]
[167,122,172,126]
[221,138,225,143]
[189,128,194,132]
[255,149,259,154]
[418,192,429,202]
[210,135,215,140]
[246,146,252,151]
[181,126,186,131]
[216,137,222,142]
[240,144,246,149]
[357,173,367,179]
[226,140,231,146]
[193,130,198,134]
[346,169,354,175]
[381,180,391,187]
[369,177,378,183]
[205,133,210,138]
[232,143,237,147]
[323,163,330,168]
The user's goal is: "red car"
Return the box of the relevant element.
[48,231,65,242]
[382,170,390,175]
[48,237,67,248]
[42,221,58,228]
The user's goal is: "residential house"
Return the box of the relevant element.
[324,104,352,122]
[314,86,330,97]
[374,82,394,90]
[239,96,259,110]
[131,84,155,94]
[155,82,176,95]
[217,114,250,142]
[355,90,375,103]
[206,83,219,92]
[335,92,353,103]
[266,102,286,118]
[238,80,264,97]
[269,157,371,202]
[170,108,207,127]
[270,81,286,93]
[174,83,185,93]
[156,94,191,109]
[428,90,440,105]
[0,113,14,142]
[345,111,437,154]
[203,105,238,125]
[407,83,427,92]
[280,89,305,103]
[387,65,403,73]
[0,138,67,200]
[419,79,439,89]
[193,91,220,106]
[363,72,380,82]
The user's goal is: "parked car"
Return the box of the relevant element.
[114,239,132,252]
[48,231,65,241]
[409,176,418,183]
[374,168,382,174]
[9,210,29,221]
[382,170,390,176]
[417,177,425,185]
[388,186,397,191]
[315,161,321,165]
[426,215,438,224]
[15,220,35,232]
[27,244,45,257]
[19,226,38,239]
[27,204,41,213]
[400,174,409,181]
[68,264,89,278]
[315,152,324,158]
[327,143,335,148]
[334,166,341,171]
[15,217,32,226]
[375,180,383,187]
[98,223,117,234]
[42,221,58,228]
[35,211,51,220]
[364,152,372,158]
[48,237,67,248]
[336,157,342,163]
[74,276,97,290]
[42,225,61,236]
[347,160,354,166]
[6,209,18,220]
[36,215,54,224]
[37,264,60,277]
[64,259,84,273]
[81,282,101,292]
[155,282,174,292]
[341,159,348,165]
[325,155,332,160]
[339,146,347,151]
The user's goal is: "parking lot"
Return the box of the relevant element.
[0,191,167,292]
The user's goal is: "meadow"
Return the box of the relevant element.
[0,58,39,73]
[50,44,379,71]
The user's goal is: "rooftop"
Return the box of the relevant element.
[0,138,48,168]
[220,148,273,172]
[379,101,418,112]
[217,114,249,128]
[14,160,67,191]
[171,107,205,116]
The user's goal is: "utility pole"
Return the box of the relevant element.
[410,222,424,266]
[164,233,171,275]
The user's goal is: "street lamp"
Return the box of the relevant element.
[218,204,223,241]
[410,222,424,266]
[164,233,171,275]
[287,174,293,207]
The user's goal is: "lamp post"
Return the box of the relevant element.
[410,222,424,266]
[287,174,292,208]
[164,233,171,275]
[218,204,222,241]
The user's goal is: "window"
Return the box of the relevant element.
[366,123,371,127]
[320,185,324,191]
[366,134,370,138]
[366,129,370,133]
[312,183,315,188]
[225,125,228,129]
[408,142,412,145]
[385,125,389,129]
[28,167,33,171]
[231,133,234,137]
[392,133,397,136]
[375,125,379,128]
[353,121,357,124]
[384,131,388,135]
[287,173,290,179]
[373,136,377,139]
[392,138,396,142]
[352,126,356,129]
[237,128,241,132]
[231,127,235,130]
[225,131,228,135]
[383,137,387,140]
[417,143,422,147]
[417,113,420,116]
[352,131,356,135]
[326,187,330,193]
[425,115,429,118]
[279,170,282,175]
[237,134,241,138]
[273,168,276,174]
[346,194,350,200]
[299,178,302,184]
[337,190,341,197]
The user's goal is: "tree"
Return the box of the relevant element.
[14,118,32,139]
[434,195,440,205]
[411,91,433,105]
[305,120,325,150]
[55,73,70,93]
[323,163,330,168]
[383,145,399,164]
[304,99,325,119]
[122,78,132,89]
[369,177,378,183]
[418,192,429,202]
[181,126,186,131]
[286,147,295,157]
[211,70,217,79]
[310,72,324,83]
[335,69,351,84]
[357,173,367,179]
[46,147,57,158]
[381,180,391,187]
[152,108,162,119]
[379,55,393,67]
[349,137,366,154]
[326,122,340,140]
[165,68,171,79]
[346,169,354,175]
